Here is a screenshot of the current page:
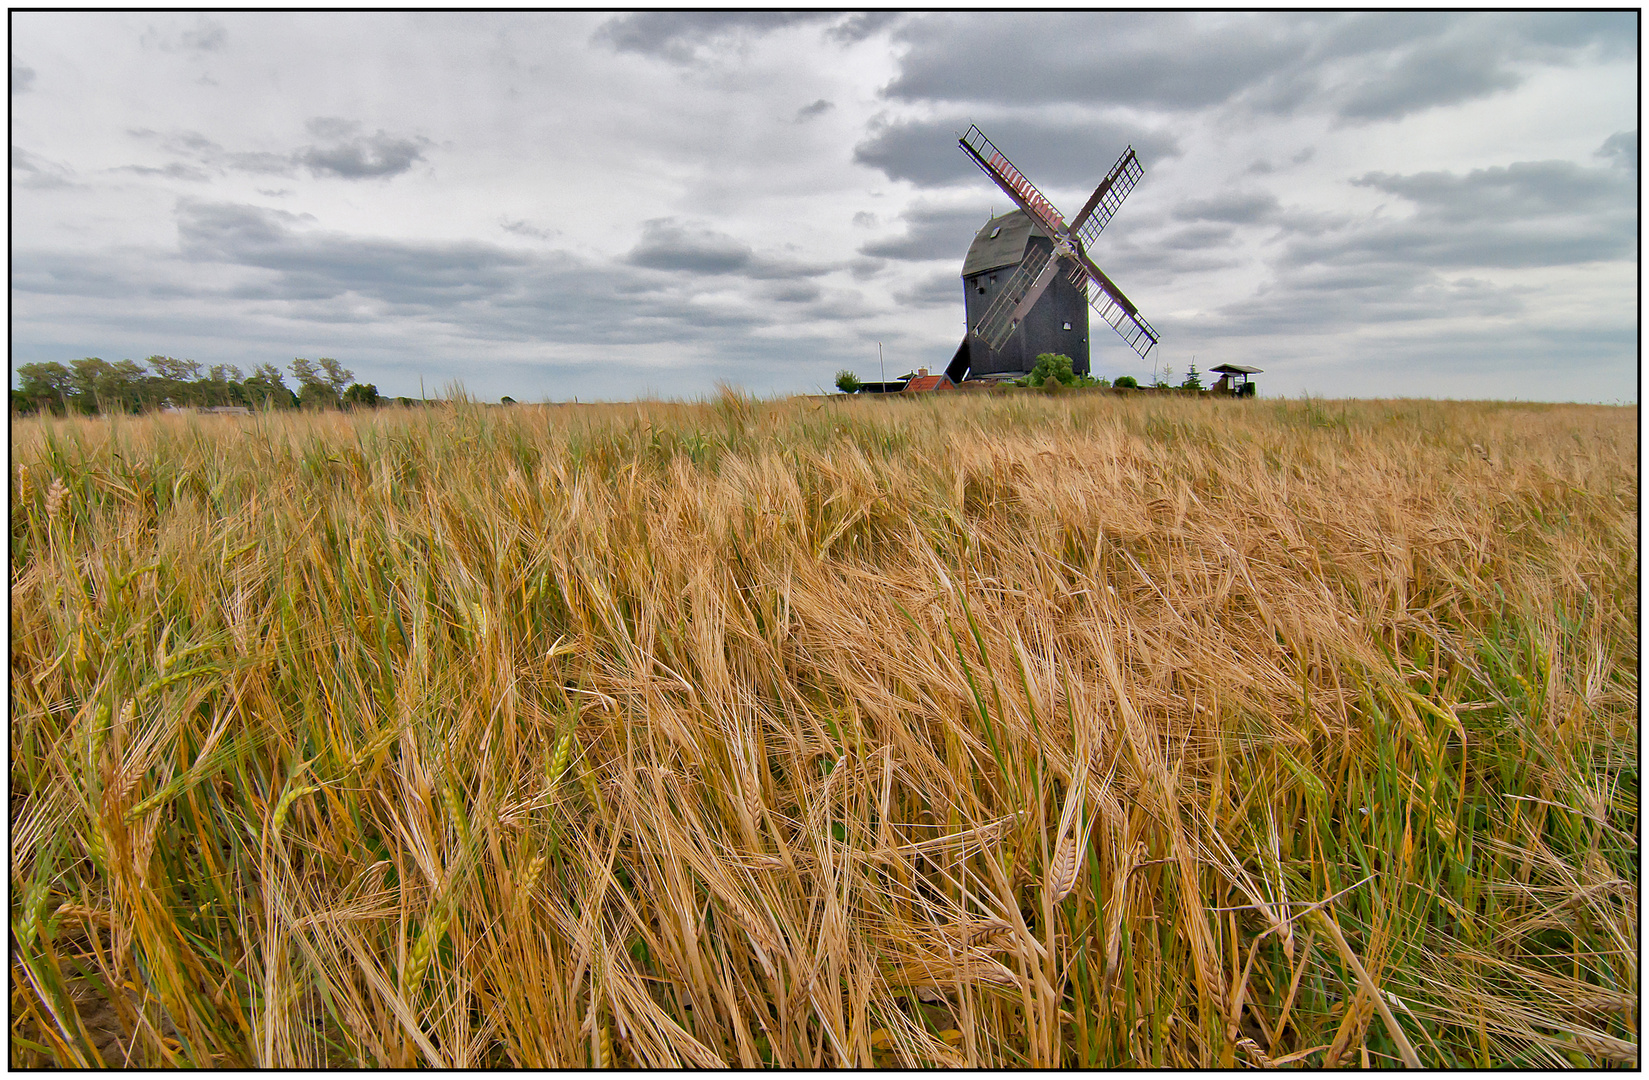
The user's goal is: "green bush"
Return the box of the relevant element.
[343,383,380,408]
[1024,353,1101,389]
[834,370,863,394]
[1113,375,1139,389]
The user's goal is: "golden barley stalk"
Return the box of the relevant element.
[1236,1036,1274,1067]
[346,722,401,773]
[599,1023,615,1068]
[580,761,602,812]
[513,853,547,919]
[45,477,67,521]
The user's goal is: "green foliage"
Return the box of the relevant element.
[1022,353,1099,389]
[835,370,863,394]
[14,361,74,413]
[1180,363,1203,391]
[146,355,201,382]
[317,357,354,396]
[344,383,381,408]
[1113,375,1139,389]
[298,380,340,410]
[289,357,321,388]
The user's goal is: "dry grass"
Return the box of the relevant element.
[9,391,1637,1067]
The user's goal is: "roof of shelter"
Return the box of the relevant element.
[961,210,1048,278]
[1210,364,1263,374]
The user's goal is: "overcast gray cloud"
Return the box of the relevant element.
[884,12,1634,124]
[858,204,993,262]
[594,12,839,63]
[128,122,428,180]
[855,115,1181,189]
[8,11,1638,402]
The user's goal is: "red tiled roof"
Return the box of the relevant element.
[902,374,954,392]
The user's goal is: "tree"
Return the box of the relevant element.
[343,382,380,408]
[298,380,338,410]
[835,370,862,393]
[317,358,353,397]
[147,355,202,382]
[1180,363,1203,391]
[69,357,135,413]
[1113,375,1139,389]
[15,362,72,414]
[290,358,341,409]
[289,357,322,389]
[244,363,296,409]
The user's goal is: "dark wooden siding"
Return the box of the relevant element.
[960,234,1091,378]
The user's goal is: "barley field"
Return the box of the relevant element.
[9,391,1637,1068]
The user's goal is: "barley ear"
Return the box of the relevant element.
[1046,812,1084,905]
[268,784,320,841]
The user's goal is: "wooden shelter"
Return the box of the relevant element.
[1209,364,1262,397]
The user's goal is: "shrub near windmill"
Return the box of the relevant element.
[946,126,1158,384]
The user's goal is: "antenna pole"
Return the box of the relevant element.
[878,342,884,386]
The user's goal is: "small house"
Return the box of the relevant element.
[902,368,955,393]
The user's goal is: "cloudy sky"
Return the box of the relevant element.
[10,11,1638,402]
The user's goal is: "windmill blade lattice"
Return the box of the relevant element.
[1076,274,1159,358]
[960,127,1067,236]
[1071,147,1143,251]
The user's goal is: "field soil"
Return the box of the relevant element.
[10,393,1638,1067]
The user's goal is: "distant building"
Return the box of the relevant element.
[946,210,1091,384]
[902,368,955,393]
[1209,364,1262,397]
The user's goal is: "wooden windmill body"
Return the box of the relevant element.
[946,127,1158,385]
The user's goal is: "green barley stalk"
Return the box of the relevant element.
[268,783,321,842]
[403,903,452,1000]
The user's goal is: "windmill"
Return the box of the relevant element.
[945,126,1157,384]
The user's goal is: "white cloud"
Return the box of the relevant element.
[8,11,1638,402]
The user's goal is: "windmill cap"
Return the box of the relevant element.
[961,210,1049,278]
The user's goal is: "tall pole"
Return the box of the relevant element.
[878,342,884,387]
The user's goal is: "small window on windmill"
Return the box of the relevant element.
[1062,321,1072,331]
[988,226,1002,239]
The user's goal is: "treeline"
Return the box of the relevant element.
[9,356,428,416]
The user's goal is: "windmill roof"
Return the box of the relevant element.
[961,210,1048,278]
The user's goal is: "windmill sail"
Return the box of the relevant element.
[959,127,1067,237]
[1070,147,1142,251]
[1072,251,1158,357]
